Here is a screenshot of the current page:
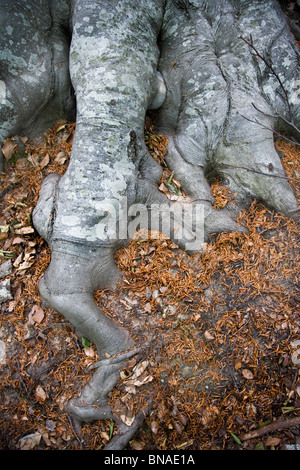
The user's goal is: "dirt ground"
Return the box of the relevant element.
[0,115,299,451]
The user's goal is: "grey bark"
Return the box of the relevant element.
[0,0,75,168]
[1,0,299,446]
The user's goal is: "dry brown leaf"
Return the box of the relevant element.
[17,260,34,271]
[174,422,183,434]
[120,413,135,426]
[124,384,137,395]
[15,226,35,235]
[27,154,39,167]
[35,385,47,402]
[132,373,153,387]
[151,421,159,434]
[242,369,254,380]
[12,237,25,245]
[19,432,42,450]
[265,436,281,446]
[28,305,44,324]
[234,361,242,370]
[55,151,67,165]
[131,360,149,380]
[130,440,144,450]
[204,330,215,341]
[100,431,110,442]
[83,346,95,357]
[2,138,18,160]
[40,153,50,169]
[13,253,23,268]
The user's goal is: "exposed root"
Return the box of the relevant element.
[87,345,148,371]
[104,401,154,450]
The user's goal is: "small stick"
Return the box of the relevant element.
[241,416,300,441]
[251,103,300,138]
[219,162,300,184]
[68,415,84,449]
[240,35,291,117]
[240,113,300,147]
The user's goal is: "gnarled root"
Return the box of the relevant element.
[104,401,154,451]
[66,351,137,422]
[66,348,148,449]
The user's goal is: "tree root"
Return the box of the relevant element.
[87,346,142,372]
[104,401,154,450]
[66,345,154,450]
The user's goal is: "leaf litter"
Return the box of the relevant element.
[0,117,299,450]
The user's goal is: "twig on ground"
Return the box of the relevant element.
[241,416,300,441]
[67,415,84,449]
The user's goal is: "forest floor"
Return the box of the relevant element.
[0,118,299,451]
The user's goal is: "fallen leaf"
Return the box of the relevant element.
[254,441,264,450]
[2,138,18,160]
[291,340,300,366]
[83,346,95,357]
[130,440,144,450]
[27,154,39,167]
[35,385,47,402]
[19,432,42,450]
[15,226,35,235]
[100,431,110,441]
[120,413,135,426]
[133,374,153,387]
[28,305,44,325]
[151,421,159,434]
[242,369,254,380]
[175,440,194,450]
[174,422,183,434]
[120,369,131,380]
[81,337,92,347]
[131,360,149,380]
[40,153,50,169]
[204,330,215,341]
[12,237,25,245]
[17,259,35,271]
[179,413,188,426]
[42,432,51,447]
[56,123,66,133]
[13,253,23,268]
[55,151,67,165]
[124,385,137,395]
[0,232,8,241]
[265,436,281,446]
[230,432,242,445]
[8,300,16,312]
